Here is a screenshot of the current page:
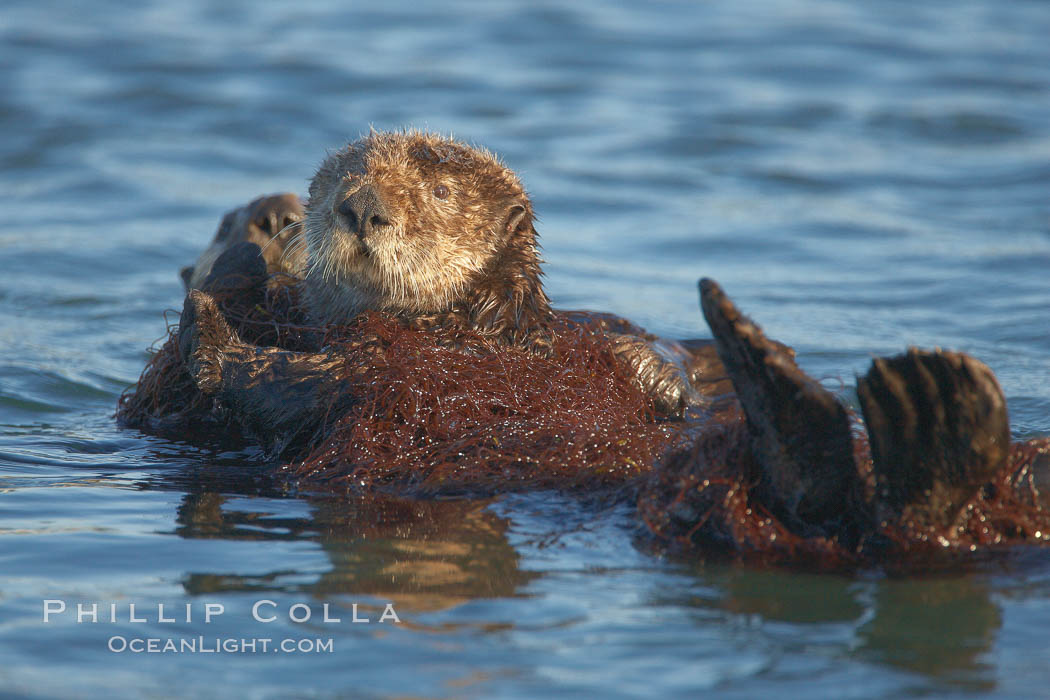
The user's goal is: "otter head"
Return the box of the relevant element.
[302,131,552,344]
[182,193,305,291]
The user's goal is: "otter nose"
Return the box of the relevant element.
[252,193,304,239]
[337,185,391,238]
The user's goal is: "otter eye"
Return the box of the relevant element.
[433,185,450,200]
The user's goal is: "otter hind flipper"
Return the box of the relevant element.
[698,278,859,531]
[857,349,1009,529]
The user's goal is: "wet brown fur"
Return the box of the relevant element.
[302,131,554,352]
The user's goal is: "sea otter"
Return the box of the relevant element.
[176,131,722,416]
[129,130,1050,567]
[299,132,551,349]
[181,193,305,291]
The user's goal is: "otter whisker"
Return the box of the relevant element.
[259,219,306,256]
[279,218,305,235]
[278,233,308,267]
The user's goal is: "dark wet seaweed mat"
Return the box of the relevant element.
[119,277,1050,573]
[118,280,679,495]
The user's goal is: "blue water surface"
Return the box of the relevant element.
[2,1,1050,697]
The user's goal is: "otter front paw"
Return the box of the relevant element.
[607,333,702,417]
[178,290,242,395]
[198,240,268,293]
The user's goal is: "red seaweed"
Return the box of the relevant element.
[119,280,1050,570]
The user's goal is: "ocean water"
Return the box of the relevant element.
[2,0,1050,697]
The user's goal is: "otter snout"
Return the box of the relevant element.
[337,185,391,238]
[251,193,304,239]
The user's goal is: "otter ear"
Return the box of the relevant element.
[503,203,532,237]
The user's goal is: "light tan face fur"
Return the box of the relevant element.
[300,131,531,326]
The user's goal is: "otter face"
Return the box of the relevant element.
[302,131,535,325]
[183,193,305,291]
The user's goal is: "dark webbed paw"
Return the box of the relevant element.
[699,278,859,531]
[857,349,1009,529]
[197,240,268,293]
